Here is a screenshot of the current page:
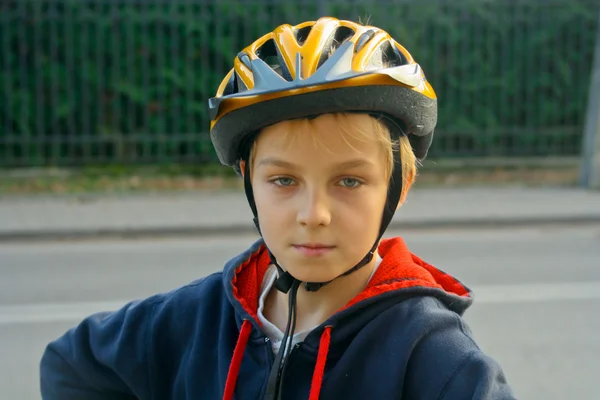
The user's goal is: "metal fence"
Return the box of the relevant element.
[1,0,599,168]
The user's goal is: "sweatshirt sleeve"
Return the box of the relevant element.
[40,298,156,400]
[437,349,515,400]
[404,300,517,400]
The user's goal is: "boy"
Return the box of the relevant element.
[40,17,516,399]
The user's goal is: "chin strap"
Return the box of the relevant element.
[268,247,374,294]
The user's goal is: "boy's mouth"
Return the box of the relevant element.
[295,243,335,249]
[292,243,336,257]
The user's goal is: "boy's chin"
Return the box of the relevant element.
[280,266,343,286]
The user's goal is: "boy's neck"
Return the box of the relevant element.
[263,254,378,334]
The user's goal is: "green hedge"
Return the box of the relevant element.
[0,0,598,166]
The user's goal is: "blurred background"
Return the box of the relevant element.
[1,0,600,399]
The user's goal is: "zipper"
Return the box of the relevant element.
[289,343,301,357]
[263,338,303,399]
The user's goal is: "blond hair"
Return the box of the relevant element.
[249,112,417,205]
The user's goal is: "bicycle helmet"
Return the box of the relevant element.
[209,16,437,172]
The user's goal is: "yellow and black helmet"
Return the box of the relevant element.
[208,16,437,168]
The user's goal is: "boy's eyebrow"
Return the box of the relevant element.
[333,159,375,170]
[256,157,297,169]
[256,157,374,170]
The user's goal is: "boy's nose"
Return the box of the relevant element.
[296,189,332,228]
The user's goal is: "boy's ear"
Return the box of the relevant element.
[239,160,246,178]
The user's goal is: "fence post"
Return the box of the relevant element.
[580,9,600,190]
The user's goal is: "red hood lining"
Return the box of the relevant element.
[230,248,271,327]
[230,237,470,323]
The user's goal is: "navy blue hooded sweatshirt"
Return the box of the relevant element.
[40,237,515,399]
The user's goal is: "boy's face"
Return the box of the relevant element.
[250,114,389,284]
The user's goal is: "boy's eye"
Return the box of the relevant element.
[339,178,361,188]
[272,177,295,187]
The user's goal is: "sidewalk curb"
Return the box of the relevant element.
[1,215,599,243]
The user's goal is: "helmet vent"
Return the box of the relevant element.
[222,72,248,96]
[235,72,248,93]
[365,40,407,70]
[387,42,409,67]
[256,39,292,81]
[222,72,237,96]
[316,26,355,70]
[295,26,312,46]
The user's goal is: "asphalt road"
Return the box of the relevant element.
[1,226,599,399]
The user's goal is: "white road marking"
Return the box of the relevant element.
[0,301,129,325]
[1,281,599,325]
[473,281,600,304]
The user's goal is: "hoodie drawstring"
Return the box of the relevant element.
[223,319,253,400]
[309,326,332,400]
[223,321,333,400]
